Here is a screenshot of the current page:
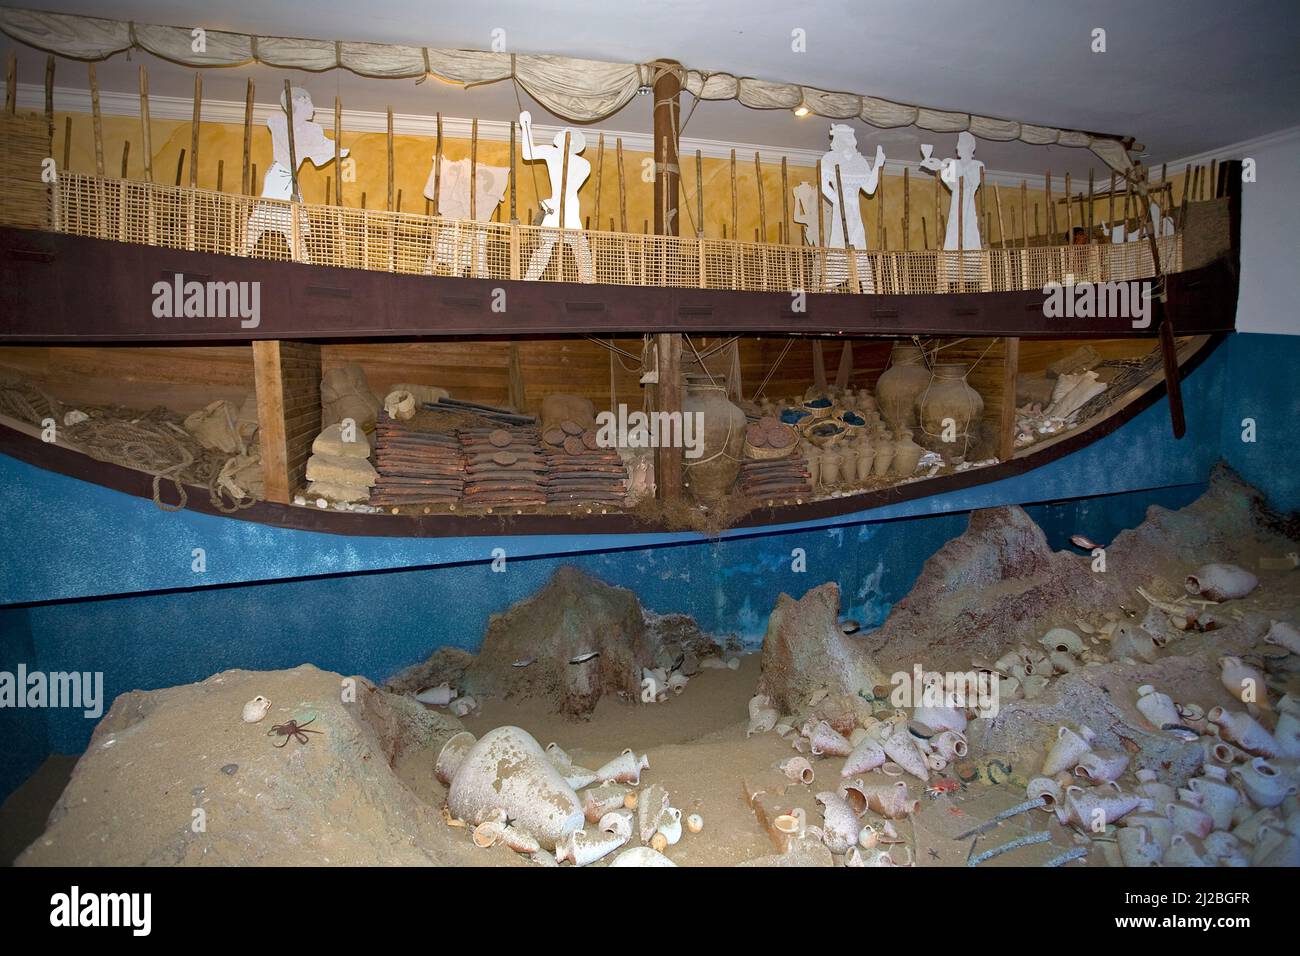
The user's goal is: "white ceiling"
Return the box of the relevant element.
[4,0,1299,175]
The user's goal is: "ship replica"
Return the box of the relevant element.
[0,8,1240,538]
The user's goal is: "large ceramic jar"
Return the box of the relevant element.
[682,384,747,502]
[875,344,930,431]
[916,364,984,451]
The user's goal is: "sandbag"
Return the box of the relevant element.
[321,366,381,435]
[183,400,243,454]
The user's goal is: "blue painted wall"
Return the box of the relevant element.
[1218,332,1300,513]
[0,330,1295,804]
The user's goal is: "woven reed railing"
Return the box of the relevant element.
[42,172,1181,296]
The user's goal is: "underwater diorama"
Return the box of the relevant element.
[0,0,1297,896]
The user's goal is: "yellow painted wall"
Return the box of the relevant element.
[44,108,1165,251]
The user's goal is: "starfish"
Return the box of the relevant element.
[928,848,941,861]
[503,814,516,829]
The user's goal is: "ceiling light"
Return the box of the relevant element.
[793,104,810,117]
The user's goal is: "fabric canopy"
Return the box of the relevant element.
[0,6,1135,173]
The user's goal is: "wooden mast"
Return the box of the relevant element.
[652,60,684,502]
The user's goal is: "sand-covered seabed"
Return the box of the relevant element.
[10,466,1300,867]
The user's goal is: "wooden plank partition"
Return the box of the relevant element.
[253,340,321,503]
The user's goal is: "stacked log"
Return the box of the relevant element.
[542,426,628,505]
[739,419,810,498]
[537,395,627,506]
[459,426,549,508]
[738,455,812,499]
[370,413,465,506]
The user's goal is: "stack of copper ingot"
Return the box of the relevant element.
[458,426,549,508]
[369,413,465,506]
[540,420,628,506]
[738,416,810,499]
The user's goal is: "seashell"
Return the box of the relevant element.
[649,832,669,853]
[63,409,89,426]
[1074,748,1130,784]
[1219,656,1270,710]
[1208,707,1279,757]
[808,720,854,757]
[1041,725,1096,776]
[447,726,584,850]
[241,695,271,723]
[879,723,929,781]
[841,738,886,776]
[773,813,802,835]
[667,672,688,696]
[1135,684,1180,730]
[686,813,704,834]
[450,694,478,717]
[596,748,650,784]
[414,683,454,706]
[780,756,816,784]
[638,783,670,843]
[608,846,677,867]
[1040,627,1085,655]
[912,701,967,734]
[858,824,879,849]
[1264,620,1300,655]
[1251,825,1300,867]
[1185,563,1258,601]
[815,790,860,854]
[434,730,478,786]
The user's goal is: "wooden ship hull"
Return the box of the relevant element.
[0,42,1243,542]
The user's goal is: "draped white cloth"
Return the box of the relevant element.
[0,6,1135,173]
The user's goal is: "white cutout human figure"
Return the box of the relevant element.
[919,131,983,252]
[245,86,347,258]
[791,181,832,246]
[820,124,885,250]
[423,155,510,276]
[519,110,593,283]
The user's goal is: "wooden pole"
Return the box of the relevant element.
[993,183,1007,250]
[174,150,186,186]
[616,137,627,231]
[88,64,105,176]
[217,159,224,192]
[1020,180,1028,250]
[241,80,254,196]
[557,131,571,229]
[754,152,767,242]
[61,115,70,171]
[509,120,518,223]
[1108,171,1117,233]
[780,156,790,245]
[433,113,443,215]
[834,164,860,293]
[1044,169,1053,240]
[4,51,14,116]
[1063,172,1073,240]
[876,165,885,251]
[139,66,154,182]
[729,148,738,240]
[652,60,684,502]
[902,167,911,251]
[283,80,299,200]
[333,94,342,206]
[815,159,826,290]
[1086,170,1095,243]
[43,55,53,137]
[386,106,394,211]
[697,149,706,238]
[470,117,478,221]
[120,141,130,178]
[189,73,202,188]
[593,132,604,229]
